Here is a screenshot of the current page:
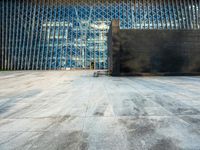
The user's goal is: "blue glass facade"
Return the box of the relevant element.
[0,0,199,70]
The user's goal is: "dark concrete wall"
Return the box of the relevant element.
[108,21,200,76]
[0,49,2,70]
[108,20,121,76]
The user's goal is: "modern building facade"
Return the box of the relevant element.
[0,0,199,70]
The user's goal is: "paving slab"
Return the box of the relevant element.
[0,71,200,150]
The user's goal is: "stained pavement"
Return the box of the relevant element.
[0,71,200,150]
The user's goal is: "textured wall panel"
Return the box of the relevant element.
[108,21,200,76]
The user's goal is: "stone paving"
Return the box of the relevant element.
[0,71,200,150]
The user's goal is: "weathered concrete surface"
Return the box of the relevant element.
[0,71,200,150]
[108,20,200,76]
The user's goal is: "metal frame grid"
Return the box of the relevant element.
[1,0,200,70]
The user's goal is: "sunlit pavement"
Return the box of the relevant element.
[0,71,200,150]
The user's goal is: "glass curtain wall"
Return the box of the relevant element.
[0,0,199,70]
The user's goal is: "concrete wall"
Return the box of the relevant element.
[108,21,200,76]
[0,52,1,70]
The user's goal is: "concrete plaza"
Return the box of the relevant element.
[0,71,200,150]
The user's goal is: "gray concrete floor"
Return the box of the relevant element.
[0,71,200,150]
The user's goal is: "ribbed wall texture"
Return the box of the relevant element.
[0,0,199,70]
